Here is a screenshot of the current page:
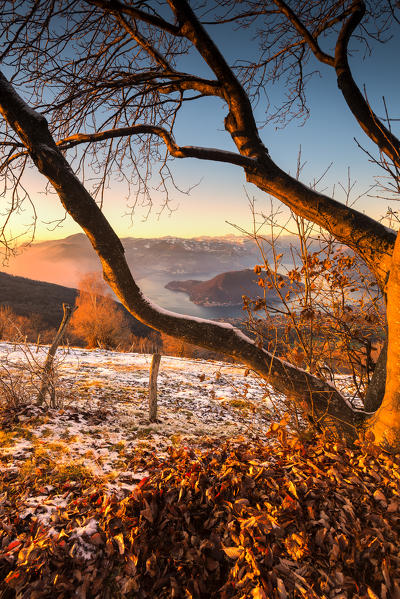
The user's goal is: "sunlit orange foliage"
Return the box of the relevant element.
[71,272,128,349]
[161,331,192,358]
[0,305,54,342]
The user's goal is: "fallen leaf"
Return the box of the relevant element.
[222,546,243,559]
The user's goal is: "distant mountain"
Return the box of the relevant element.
[0,271,153,337]
[166,269,301,307]
[4,234,97,288]
[5,233,296,288]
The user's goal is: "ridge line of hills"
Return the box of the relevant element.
[3,233,288,288]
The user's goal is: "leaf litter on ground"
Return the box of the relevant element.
[0,343,399,598]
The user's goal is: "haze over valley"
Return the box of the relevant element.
[6,234,260,286]
[5,233,307,318]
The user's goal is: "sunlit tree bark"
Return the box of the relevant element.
[369,238,400,445]
[0,0,399,442]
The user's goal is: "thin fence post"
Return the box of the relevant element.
[149,352,161,422]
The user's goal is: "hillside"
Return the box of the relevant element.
[166,268,300,306]
[0,271,153,337]
[0,271,77,328]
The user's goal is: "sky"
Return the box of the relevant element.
[4,4,400,244]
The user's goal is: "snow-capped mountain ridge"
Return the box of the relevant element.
[7,234,264,288]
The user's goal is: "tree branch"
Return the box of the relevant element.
[168,0,266,159]
[0,69,362,436]
[56,125,255,168]
[49,72,222,115]
[113,11,173,71]
[86,0,181,36]
[245,160,395,291]
[334,2,400,168]
[269,0,400,168]
[271,0,335,66]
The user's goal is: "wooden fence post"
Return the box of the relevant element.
[149,352,161,422]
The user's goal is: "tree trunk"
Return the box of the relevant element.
[0,72,364,436]
[369,233,400,446]
[149,352,161,422]
[0,70,383,440]
[37,303,76,407]
[364,338,387,412]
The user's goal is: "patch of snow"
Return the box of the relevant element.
[74,518,98,538]
[0,341,356,501]
[21,495,68,527]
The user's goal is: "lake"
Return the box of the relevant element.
[136,272,247,320]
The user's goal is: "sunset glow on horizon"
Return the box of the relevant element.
[2,3,399,252]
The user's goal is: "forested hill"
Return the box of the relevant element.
[166,268,300,307]
[0,271,152,337]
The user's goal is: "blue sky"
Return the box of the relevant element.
[9,7,400,242]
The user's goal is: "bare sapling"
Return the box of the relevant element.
[0,356,32,413]
[0,321,64,416]
[238,188,385,431]
[149,352,161,422]
[37,303,76,408]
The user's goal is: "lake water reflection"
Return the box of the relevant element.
[136,272,246,320]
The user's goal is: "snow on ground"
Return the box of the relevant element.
[0,342,284,496]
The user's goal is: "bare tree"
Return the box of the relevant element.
[0,1,399,443]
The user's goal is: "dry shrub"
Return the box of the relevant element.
[242,197,385,404]
[0,340,66,421]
